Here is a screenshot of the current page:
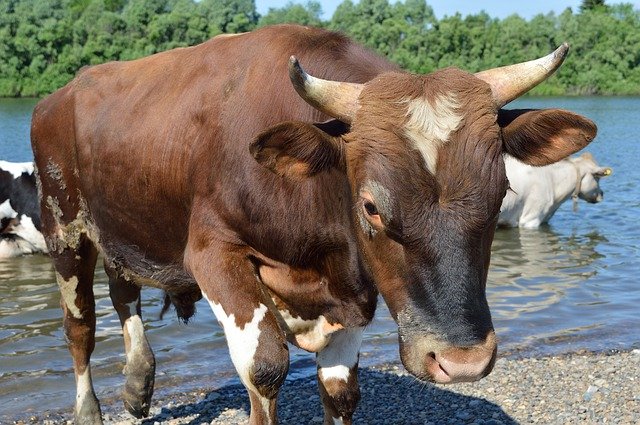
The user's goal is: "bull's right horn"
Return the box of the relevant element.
[475,43,569,108]
[288,56,363,124]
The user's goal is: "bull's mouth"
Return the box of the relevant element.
[399,331,498,384]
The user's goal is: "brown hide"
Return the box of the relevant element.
[32,25,396,323]
[32,27,597,416]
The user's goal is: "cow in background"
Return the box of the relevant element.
[499,152,611,228]
[0,160,47,257]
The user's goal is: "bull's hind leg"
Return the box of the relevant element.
[186,241,290,425]
[105,264,156,418]
[316,328,364,425]
[50,234,101,424]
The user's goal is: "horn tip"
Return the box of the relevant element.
[557,42,570,59]
[288,56,307,88]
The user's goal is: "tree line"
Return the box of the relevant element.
[0,0,639,97]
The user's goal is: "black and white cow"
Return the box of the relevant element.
[0,160,47,257]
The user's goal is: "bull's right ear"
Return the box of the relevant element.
[250,121,346,178]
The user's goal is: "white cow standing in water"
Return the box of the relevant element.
[499,152,612,228]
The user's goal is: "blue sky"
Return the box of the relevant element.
[255,0,640,20]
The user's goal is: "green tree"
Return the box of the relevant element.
[258,1,323,27]
[0,0,639,97]
[199,0,258,34]
[580,0,608,12]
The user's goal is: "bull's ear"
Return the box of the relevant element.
[499,109,597,166]
[250,121,345,178]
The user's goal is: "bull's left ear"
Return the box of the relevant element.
[250,121,346,178]
[499,109,597,166]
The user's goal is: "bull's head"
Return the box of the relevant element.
[251,45,596,383]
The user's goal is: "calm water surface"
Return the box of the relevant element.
[0,97,638,418]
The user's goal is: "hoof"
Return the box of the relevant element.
[123,377,154,418]
[122,359,155,418]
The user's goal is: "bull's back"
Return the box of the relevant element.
[32,25,395,264]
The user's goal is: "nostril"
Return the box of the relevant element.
[424,351,451,383]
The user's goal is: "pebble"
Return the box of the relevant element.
[6,350,640,424]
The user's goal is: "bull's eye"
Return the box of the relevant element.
[359,188,385,233]
[364,201,379,216]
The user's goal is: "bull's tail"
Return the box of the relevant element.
[159,291,172,320]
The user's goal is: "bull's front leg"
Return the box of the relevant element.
[187,240,290,425]
[316,327,364,425]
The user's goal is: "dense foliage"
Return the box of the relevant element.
[1,0,638,97]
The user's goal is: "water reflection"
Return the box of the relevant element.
[488,227,608,354]
[491,227,601,307]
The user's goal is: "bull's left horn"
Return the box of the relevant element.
[475,43,569,108]
[288,56,363,124]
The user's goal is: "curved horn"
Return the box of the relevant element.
[288,56,363,124]
[475,43,569,108]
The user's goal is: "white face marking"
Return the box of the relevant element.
[332,417,344,425]
[0,199,17,220]
[56,273,83,319]
[317,327,363,383]
[75,366,96,410]
[0,161,33,179]
[203,292,268,392]
[405,95,461,174]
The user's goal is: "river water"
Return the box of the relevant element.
[0,97,638,418]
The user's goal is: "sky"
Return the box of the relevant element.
[255,0,640,20]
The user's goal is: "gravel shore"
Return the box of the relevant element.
[15,349,640,425]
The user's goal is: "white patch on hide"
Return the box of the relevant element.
[0,199,17,220]
[260,397,272,423]
[0,160,33,179]
[317,327,363,383]
[279,309,342,352]
[203,292,267,393]
[404,95,461,174]
[56,273,83,319]
[75,366,96,410]
[124,313,146,369]
[11,215,47,251]
[0,237,33,258]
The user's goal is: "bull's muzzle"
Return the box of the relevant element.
[400,330,497,384]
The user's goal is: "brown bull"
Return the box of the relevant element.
[31,24,596,424]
